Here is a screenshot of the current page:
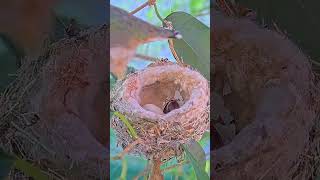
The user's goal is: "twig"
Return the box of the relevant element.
[168,39,183,64]
[150,158,164,180]
[272,21,287,38]
[130,2,149,15]
[129,0,156,15]
[111,138,142,160]
[311,59,320,67]
[135,53,160,62]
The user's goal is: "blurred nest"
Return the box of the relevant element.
[213,2,319,179]
[0,25,107,179]
[111,60,210,162]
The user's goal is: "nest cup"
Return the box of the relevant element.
[111,61,210,161]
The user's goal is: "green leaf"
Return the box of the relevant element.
[182,140,209,180]
[199,131,210,147]
[0,150,15,179]
[14,157,49,180]
[113,111,138,139]
[0,150,49,180]
[164,12,210,80]
[205,159,210,174]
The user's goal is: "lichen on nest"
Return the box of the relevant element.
[111,60,210,161]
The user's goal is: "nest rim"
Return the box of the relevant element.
[116,63,209,123]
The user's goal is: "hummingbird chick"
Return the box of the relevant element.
[163,99,180,114]
[110,5,182,79]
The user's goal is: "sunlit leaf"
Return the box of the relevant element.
[205,159,210,174]
[164,12,210,80]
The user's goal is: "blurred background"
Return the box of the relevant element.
[0,0,106,91]
[110,0,210,179]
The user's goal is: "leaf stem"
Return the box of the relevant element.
[119,158,128,180]
[168,39,183,64]
[154,4,164,23]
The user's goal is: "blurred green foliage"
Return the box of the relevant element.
[0,150,49,180]
[237,0,320,65]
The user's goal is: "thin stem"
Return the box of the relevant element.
[135,53,160,62]
[120,158,128,180]
[168,39,183,64]
[111,138,142,160]
[154,4,164,23]
[130,2,149,15]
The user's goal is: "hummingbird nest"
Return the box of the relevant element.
[111,60,210,161]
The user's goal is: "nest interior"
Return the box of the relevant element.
[139,79,188,110]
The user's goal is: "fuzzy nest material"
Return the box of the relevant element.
[212,10,318,180]
[0,25,107,179]
[111,60,210,161]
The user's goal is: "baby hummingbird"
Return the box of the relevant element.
[110,5,182,79]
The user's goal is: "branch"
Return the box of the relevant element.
[111,138,142,160]
[130,0,156,15]
[135,53,160,62]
